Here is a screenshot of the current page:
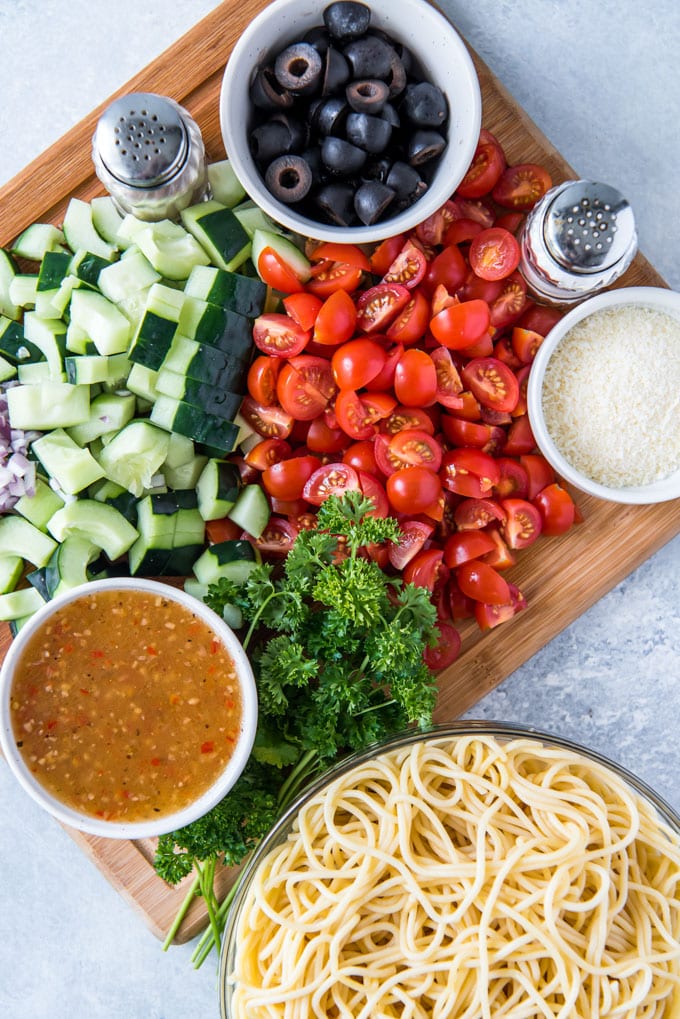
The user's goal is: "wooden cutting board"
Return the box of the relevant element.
[0,0,676,945]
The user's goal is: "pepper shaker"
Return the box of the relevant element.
[92,92,209,222]
[518,180,638,305]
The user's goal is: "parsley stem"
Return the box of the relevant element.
[242,590,288,651]
[161,871,200,952]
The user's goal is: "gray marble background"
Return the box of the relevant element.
[0,1,678,1016]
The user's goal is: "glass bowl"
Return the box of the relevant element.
[219,720,680,1019]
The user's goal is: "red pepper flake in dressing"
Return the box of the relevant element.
[201,741,215,754]
[150,757,161,767]
[210,640,220,655]
[91,650,105,659]
[146,645,158,656]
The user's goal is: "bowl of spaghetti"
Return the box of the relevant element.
[219,721,680,1019]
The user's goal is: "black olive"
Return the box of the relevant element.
[249,65,295,111]
[345,112,392,154]
[250,120,296,164]
[362,156,392,184]
[314,182,357,226]
[268,112,308,152]
[386,53,407,99]
[312,95,350,136]
[265,154,313,203]
[343,36,396,80]
[345,78,390,114]
[395,43,415,75]
[274,42,323,95]
[303,25,331,54]
[323,1,371,43]
[321,136,367,174]
[386,161,427,204]
[380,103,401,128]
[407,129,447,166]
[300,145,326,182]
[401,82,448,128]
[354,180,395,224]
[322,47,351,94]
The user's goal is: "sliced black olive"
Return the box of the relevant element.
[300,145,326,182]
[345,78,390,114]
[401,82,448,128]
[394,43,415,75]
[354,180,395,224]
[343,36,396,80]
[265,154,313,203]
[323,1,371,43]
[322,47,350,94]
[249,65,295,110]
[303,25,331,55]
[386,53,407,98]
[268,112,308,152]
[250,120,296,164]
[312,95,350,136]
[321,136,367,174]
[407,129,447,166]
[362,156,392,184]
[274,43,323,95]
[386,161,427,204]
[380,103,401,128]
[314,182,357,226]
[345,112,392,154]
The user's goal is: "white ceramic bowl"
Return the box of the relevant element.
[527,286,680,505]
[220,0,481,243]
[0,578,258,839]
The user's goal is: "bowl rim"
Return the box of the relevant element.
[219,0,482,243]
[218,718,680,1015]
[0,577,258,839]
[527,285,680,505]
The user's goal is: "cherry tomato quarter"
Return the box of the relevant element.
[382,239,428,289]
[313,288,357,346]
[394,348,438,406]
[430,299,491,350]
[332,338,387,390]
[461,357,520,413]
[253,313,310,357]
[456,129,506,199]
[456,560,511,605]
[356,283,411,333]
[423,620,462,671]
[282,291,323,331]
[492,163,553,210]
[248,355,281,406]
[500,497,542,549]
[262,455,321,501]
[302,463,361,505]
[386,466,442,515]
[533,483,576,536]
[257,247,308,292]
[469,227,521,281]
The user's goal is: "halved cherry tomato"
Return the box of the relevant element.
[205,517,242,543]
[423,620,461,671]
[302,462,361,505]
[520,454,556,500]
[248,355,282,406]
[517,303,563,336]
[454,196,496,228]
[456,560,511,605]
[488,272,528,330]
[305,415,349,454]
[494,211,525,234]
[493,335,524,370]
[277,355,336,421]
[244,437,292,471]
[440,448,500,499]
[447,577,476,620]
[282,291,323,331]
[474,583,526,630]
[357,469,389,517]
[460,271,504,305]
[456,128,506,199]
[388,519,433,569]
[469,227,520,281]
[503,415,536,456]
[533,483,576,536]
[422,244,467,295]
[240,396,294,439]
[310,242,371,271]
[443,530,497,568]
[381,405,436,436]
[457,332,494,359]
[339,442,377,479]
[394,348,438,406]
[430,299,491,350]
[356,282,411,333]
[403,547,447,591]
[253,516,300,557]
[386,466,442,515]
[370,234,406,275]
[444,218,484,245]
[262,455,321,501]
[461,357,520,414]
[306,260,364,297]
[388,428,443,472]
[492,163,552,210]
[331,338,387,390]
[253,313,310,358]
[313,288,357,346]
[500,497,542,549]
[492,457,529,499]
[386,290,430,345]
[479,526,516,571]
[454,497,506,530]
[335,388,396,440]
[430,346,464,410]
[511,326,544,364]
[367,342,404,390]
[257,247,307,292]
[382,239,428,289]
[415,201,459,246]
[440,414,499,451]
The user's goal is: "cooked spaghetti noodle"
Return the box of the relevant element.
[228,734,680,1018]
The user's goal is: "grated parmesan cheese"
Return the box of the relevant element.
[541,304,680,488]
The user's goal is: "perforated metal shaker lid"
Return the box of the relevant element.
[95,92,189,188]
[542,181,636,275]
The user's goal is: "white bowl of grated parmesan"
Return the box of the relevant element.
[527,286,680,504]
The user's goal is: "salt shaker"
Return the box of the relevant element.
[92,92,209,222]
[518,180,638,305]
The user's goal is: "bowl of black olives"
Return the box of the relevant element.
[220,0,482,241]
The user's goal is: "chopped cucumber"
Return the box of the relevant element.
[43,535,101,597]
[7,381,91,430]
[180,200,251,272]
[207,159,246,207]
[0,515,58,567]
[161,333,250,386]
[68,249,113,288]
[98,247,160,303]
[150,395,241,453]
[0,356,17,382]
[63,197,117,260]
[228,482,271,538]
[184,264,266,317]
[32,428,106,495]
[0,586,46,622]
[64,351,130,386]
[133,219,211,280]
[233,203,278,240]
[47,500,139,561]
[66,392,136,446]
[0,316,42,364]
[8,274,38,310]
[22,312,67,379]
[90,196,125,246]
[0,249,21,320]
[14,477,65,530]
[155,369,245,420]
[250,228,311,283]
[163,454,208,491]
[11,223,66,261]
[196,458,241,520]
[37,250,71,291]
[192,539,259,585]
[124,363,160,403]
[69,289,131,355]
[96,420,171,497]
[0,556,24,595]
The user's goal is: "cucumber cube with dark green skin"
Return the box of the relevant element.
[0,318,43,364]
[184,265,267,317]
[161,335,251,386]
[37,250,72,291]
[180,202,251,273]
[26,567,51,601]
[155,370,245,421]
[150,396,241,453]
[164,544,205,576]
[179,298,254,360]
[129,310,179,370]
[196,458,241,520]
[69,250,113,288]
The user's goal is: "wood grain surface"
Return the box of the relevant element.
[0,0,676,944]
